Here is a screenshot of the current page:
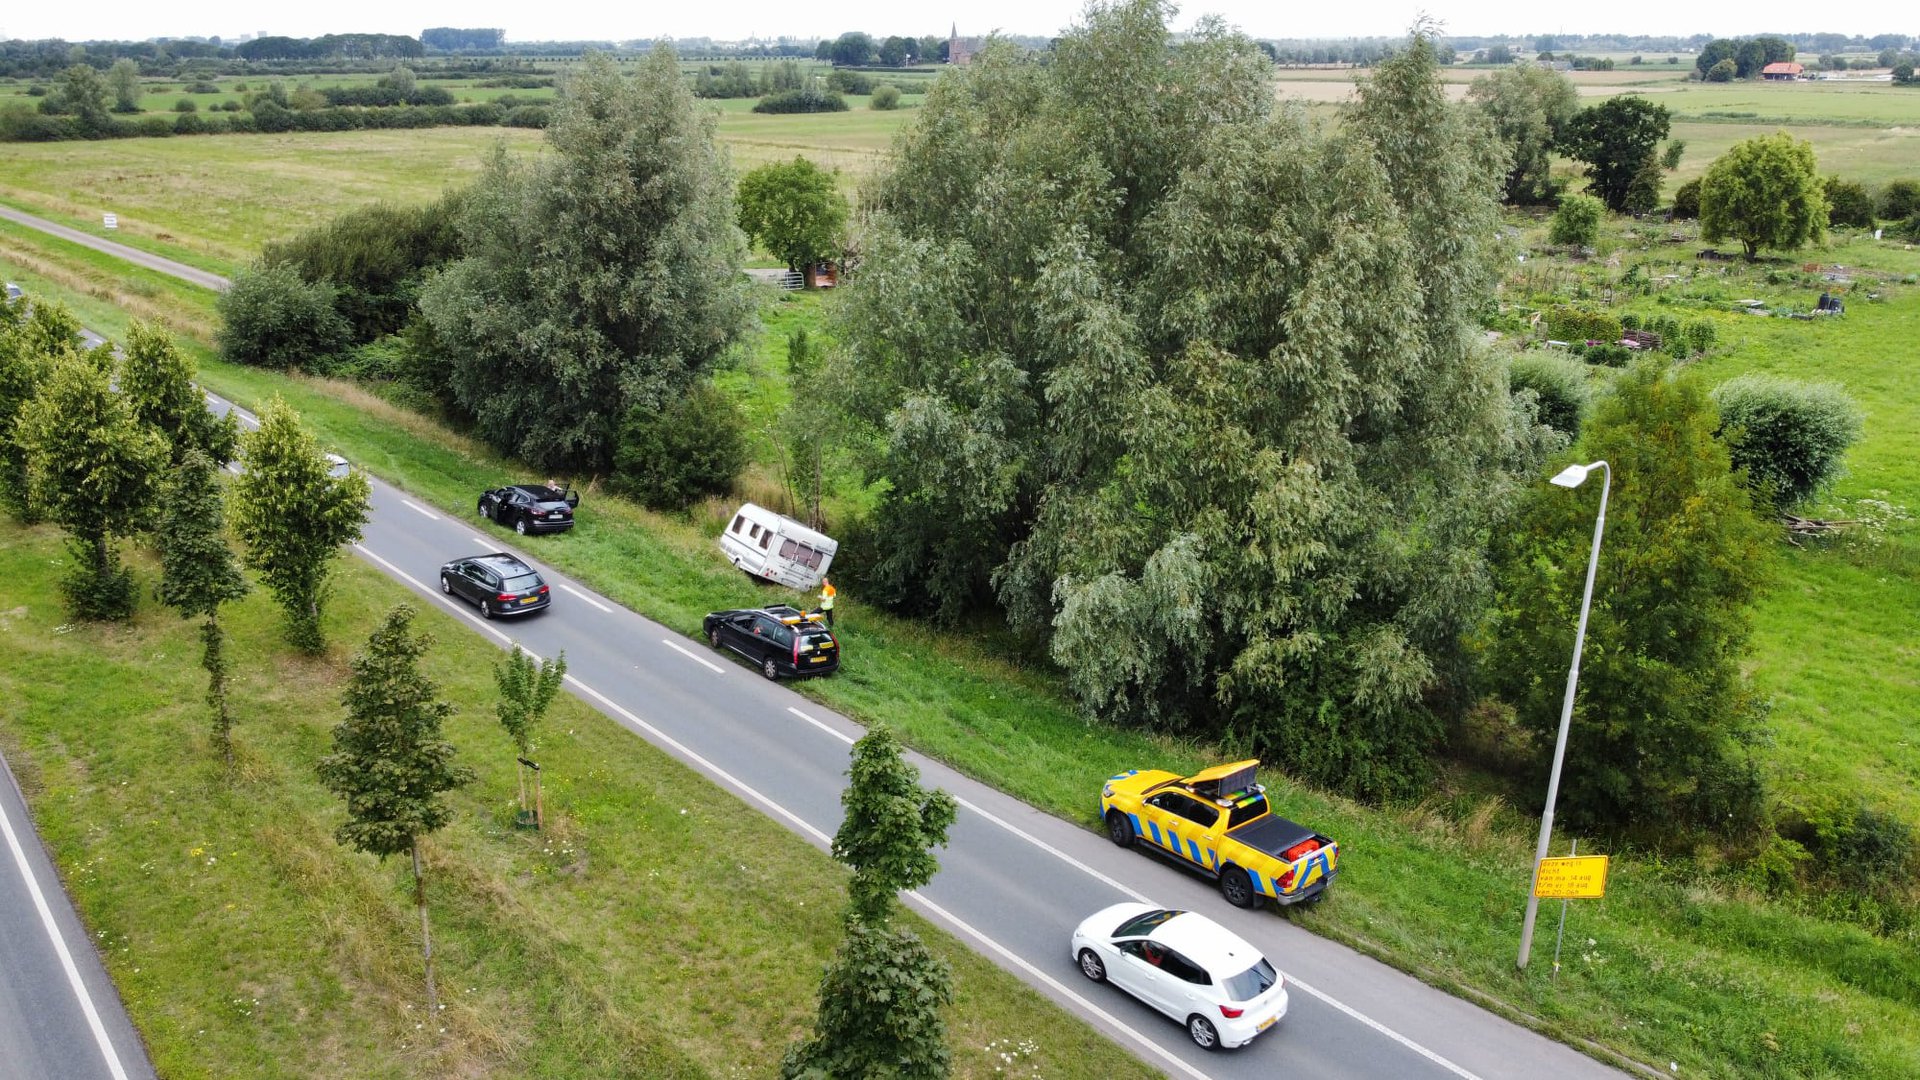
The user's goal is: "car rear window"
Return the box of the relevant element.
[502,575,542,593]
[1227,795,1270,830]
[1222,958,1279,1002]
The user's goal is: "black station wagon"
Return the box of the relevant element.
[702,604,839,680]
[440,553,552,619]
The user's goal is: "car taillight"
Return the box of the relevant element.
[498,593,515,601]
[1278,868,1296,890]
[538,585,549,594]
[1219,1005,1244,1019]
[792,636,801,664]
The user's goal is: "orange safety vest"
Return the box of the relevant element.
[819,582,836,609]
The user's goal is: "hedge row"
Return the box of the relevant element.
[0,101,549,142]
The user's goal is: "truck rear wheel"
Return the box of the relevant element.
[1220,866,1258,909]
[1105,810,1134,847]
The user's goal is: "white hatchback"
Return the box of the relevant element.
[1070,902,1288,1050]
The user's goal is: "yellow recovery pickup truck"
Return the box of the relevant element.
[1101,760,1338,909]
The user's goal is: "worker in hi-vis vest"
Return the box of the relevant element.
[818,577,836,628]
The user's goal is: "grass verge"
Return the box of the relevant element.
[0,524,1155,1080]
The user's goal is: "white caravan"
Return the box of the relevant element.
[719,503,838,590]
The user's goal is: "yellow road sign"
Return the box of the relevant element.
[1533,854,1610,900]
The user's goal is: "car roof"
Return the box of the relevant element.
[469,553,534,574]
[1146,911,1264,975]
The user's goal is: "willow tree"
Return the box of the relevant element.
[819,4,1526,799]
[419,47,752,473]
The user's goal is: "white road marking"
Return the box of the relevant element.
[558,583,611,613]
[352,544,511,645]
[400,499,441,521]
[661,638,725,673]
[786,706,852,743]
[0,776,132,1080]
[471,536,493,549]
[907,890,1213,1080]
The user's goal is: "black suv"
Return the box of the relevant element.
[702,605,839,680]
[478,484,578,535]
[440,553,551,619]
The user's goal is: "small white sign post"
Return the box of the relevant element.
[102,213,118,230]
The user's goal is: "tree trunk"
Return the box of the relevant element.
[203,615,233,769]
[412,839,439,1018]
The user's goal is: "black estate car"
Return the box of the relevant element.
[440,553,551,619]
[478,484,578,535]
[702,604,839,680]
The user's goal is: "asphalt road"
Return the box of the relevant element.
[0,205,231,292]
[0,753,156,1080]
[13,237,1636,1078]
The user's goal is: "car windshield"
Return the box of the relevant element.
[502,575,542,593]
[1112,909,1183,938]
[1222,957,1279,1002]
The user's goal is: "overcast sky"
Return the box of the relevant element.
[0,2,1909,44]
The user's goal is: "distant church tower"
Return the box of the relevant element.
[948,23,975,66]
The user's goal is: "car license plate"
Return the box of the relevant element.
[811,655,829,663]
[1256,1016,1276,1032]
[522,596,539,605]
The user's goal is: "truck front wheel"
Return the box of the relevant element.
[1105,810,1134,847]
[1220,866,1259,909]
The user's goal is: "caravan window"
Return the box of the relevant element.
[732,515,746,534]
[794,544,823,570]
[780,538,800,560]
[760,530,773,550]
[749,523,762,540]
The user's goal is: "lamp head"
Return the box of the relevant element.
[1550,464,1591,489]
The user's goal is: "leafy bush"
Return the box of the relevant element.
[185,80,219,94]
[610,384,747,511]
[1508,352,1590,437]
[1582,342,1632,367]
[1711,374,1863,511]
[1881,179,1920,220]
[1549,192,1604,247]
[1546,304,1622,344]
[215,264,350,370]
[263,195,465,342]
[870,84,901,110]
[1824,176,1876,228]
[502,105,550,128]
[826,69,872,94]
[173,98,197,113]
[1685,318,1717,354]
[1784,803,1920,898]
[753,90,849,114]
[1670,177,1701,219]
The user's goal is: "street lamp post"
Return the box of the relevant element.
[1517,460,1611,970]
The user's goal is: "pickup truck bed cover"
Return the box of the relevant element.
[1231,813,1318,859]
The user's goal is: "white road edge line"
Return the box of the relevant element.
[353,545,512,646]
[559,583,612,613]
[471,535,493,549]
[400,499,441,521]
[661,638,725,673]
[907,890,1213,1080]
[1283,973,1481,1080]
[786,706,853,744]
[0,778,132,1080]
[575,678,1213,1080]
